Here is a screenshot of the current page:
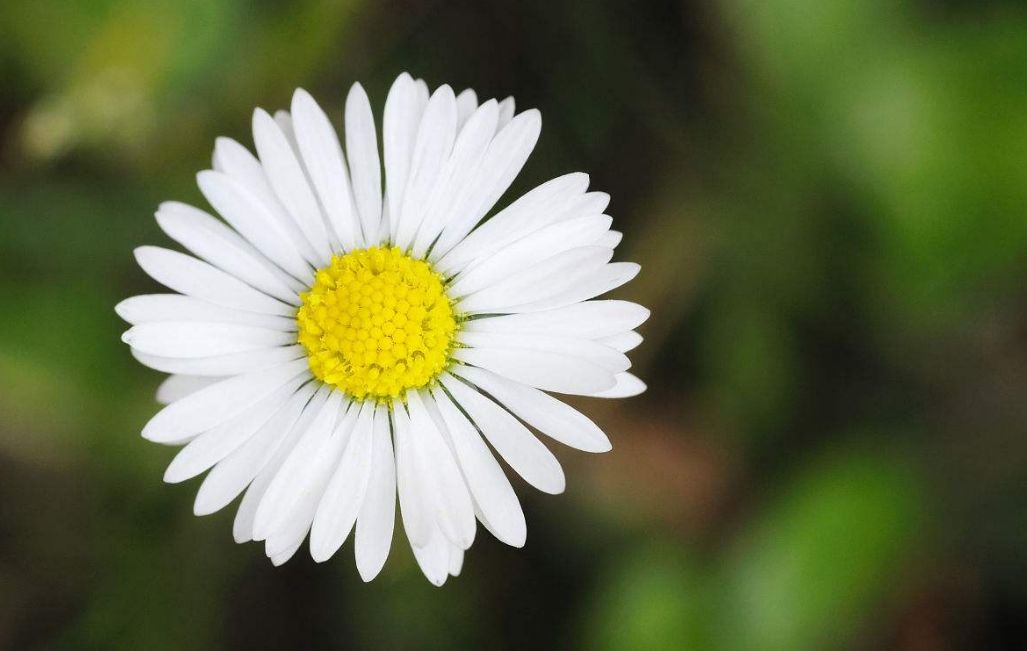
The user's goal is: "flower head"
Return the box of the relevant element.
[118,73,648,585]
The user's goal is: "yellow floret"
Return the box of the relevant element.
[296,246,459,401]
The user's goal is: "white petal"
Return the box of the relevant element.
[194,384,314,516]
[345,83,383,245]
[507,262,640,313]
[568,191,611,219]
[269,538,305,566]
[410,100,500,259]
[430,109,542,259]
[202,152,315,280]
[596,229,622,248]
[447,214,612,297]
[448,546,464,577]
[456,247,613,314]
[393,402,432,547]
[601,331,643,353]
[163,377,302,483]
[233,387,329,542]
[453,366,611,453]
[261,402,357,560]
[436,172,590,275]
[384,73,427,245]
[457,331,630,373]
[586,372,647,398]
[455,88,478,130]
[135,246,294,316]
[155,201,301,303]
[411,526,450,587]
[273,110,294,141]
[441,374,565,494]
[355,407,397,582]
[382,73,423,243]
[291,89,360,250]
[155,375,220,405]
[116,294,295,331]
[453,347,615,395]
[141,358,309,443]
[252,108,334,264]
[408,390,475,549]
[309,402,375,562]
[496,96,515,130]
[132,345,304,377]
[122,322,294,358]
[393,85,457,250]
[463,300,650,340]
[429,387,525,546]
[253,392,350,540]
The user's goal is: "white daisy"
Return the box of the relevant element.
[117,72,648,586]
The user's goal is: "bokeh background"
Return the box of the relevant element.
[2,0,1026,649]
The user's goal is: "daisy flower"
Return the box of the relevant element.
[117,73,648,585]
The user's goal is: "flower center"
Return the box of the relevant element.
[296,246,458,401]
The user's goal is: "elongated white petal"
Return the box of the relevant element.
[496,97,515,130]
[345,83,383,244]
[142,358,309,443]
[408,390,475,549]
[410,99,500,258]
[233,388,329,542]
[456,247,613,314]
[261,403,357,561]
[116,294,295,331]
[132,345,304,377]
[310,402,375,562]
[291,89,360,250]
[194,384,314,516]
[586,372,647,398]
[463,300,649,340]
[155,375,220,405]
[412,526,451,587]
[454,347,615,395]
[135,246,294,316]
[164,378,302,483]
[436,172,590,275]
[383,73,422,241]
[601,331,643,353]
[447,214,612,296]
[441,374,565,494]
[448,546,464,576]
[355,407,396,581]
[122,322,294,359]
[253,390,351,538]
[429,387,525,546]
[393,403,431,547]
[269,539,305,567]
[453,366,611,453]
[567,191,611,219]
[458,331,630,373]
[155,201,301,303]
[252,108,333,264]
[394,85,457,249]
[273,110,295,142]
[455,88,477,130]
[199,161,314,281]
[596,229,622,248]
[508,262,640,313]
[430,109,541,259]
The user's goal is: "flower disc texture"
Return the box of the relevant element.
[118,73,648,585]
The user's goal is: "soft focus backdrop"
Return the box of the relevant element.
[2,0,1026,649]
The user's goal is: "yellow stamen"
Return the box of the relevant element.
[296,246,459,401]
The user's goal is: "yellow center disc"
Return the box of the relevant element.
[296,246,458,401]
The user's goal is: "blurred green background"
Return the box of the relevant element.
[1,0,1026,649]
